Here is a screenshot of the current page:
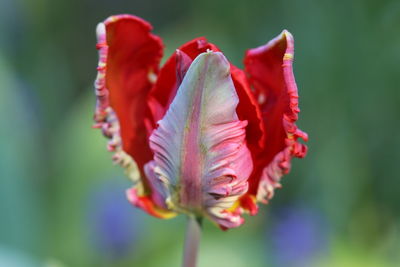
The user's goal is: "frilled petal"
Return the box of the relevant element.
[96,14,163,169]
[145,51,253,228]
[94,15,176,219]
[244,30,308,203]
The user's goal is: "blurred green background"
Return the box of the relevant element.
[1,0,399,266]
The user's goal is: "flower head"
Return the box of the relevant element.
[94,14,308,229]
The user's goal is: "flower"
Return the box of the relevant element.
[94,14,308,229]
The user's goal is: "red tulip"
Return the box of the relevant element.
[94,14,308,230]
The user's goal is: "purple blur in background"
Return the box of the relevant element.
[268,205,329,267]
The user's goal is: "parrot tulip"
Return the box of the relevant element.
[94,14,308,230]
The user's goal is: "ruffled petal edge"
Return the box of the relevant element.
[243,30,308,205]
[94,16,176,219]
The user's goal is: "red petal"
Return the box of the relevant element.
[126,187,176,219]
[244,30,308,202]
[239,194,258,216]
[97,15,163,172]
[148,37,220,123]
[231,65,265,153]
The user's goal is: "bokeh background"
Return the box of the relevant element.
[1,0,399,266]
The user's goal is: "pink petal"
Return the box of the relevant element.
[145,51,253,228]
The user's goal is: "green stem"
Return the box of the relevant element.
[182,216,202,267]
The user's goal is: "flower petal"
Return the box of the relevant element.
[94,15,176,218]
[145,51,253,228]
[244,30,308,203]
[95,14,163,172]
[231,66,265,151]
